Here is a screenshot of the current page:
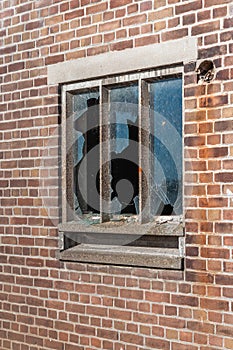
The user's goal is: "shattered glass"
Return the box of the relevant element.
[109,84,139,214]
[73,90,100,214]
[70,77,182,222]
[150,77,182,215]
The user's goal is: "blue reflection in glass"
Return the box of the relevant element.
[150,78,182,215]
[110,85,138,154]
[73,91,99,165]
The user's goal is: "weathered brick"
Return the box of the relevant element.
[175,0,202,15]
[110,0,132,8]
[110,40,133,51]
[135,34,159,47]
[185,136,206,147]
[199,95,228,108]
[201,247,229,259]
[200,147,228,158]
[215,120,233,132]
[205,0,232,6]
[99,20,121,32]
[26,20,44,30]
[8,62,25,72]
[65,9,84,20]
[186,271,214,284]
[123,13,147,26]
[215,172,233,183]
[162,28,188,41]
[1,1,233,350]
[199,44,227,58]
[146,337,170,349]
[172,295,199,307]
[197,9,211,22]
[213,6,227,18]
[192,21,220,36]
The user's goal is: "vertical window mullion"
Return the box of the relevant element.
[65,91,75,221]
[139,79,151,223]
[62,86,67,223]
[100,84,111,222]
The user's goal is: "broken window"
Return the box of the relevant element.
[150,78,182,216]
[109,84,139,215]
[66,76,182,221]
[60,68,184,268]
[73,90,100,214]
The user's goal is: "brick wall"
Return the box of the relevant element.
[0,0,233,349]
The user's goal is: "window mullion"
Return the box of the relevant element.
[139,79,151,223]
[100,84,111,223]
[62,86,67,222]
[65,91,75,222]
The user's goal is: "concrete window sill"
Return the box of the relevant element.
[58,218,184,270]
[59,244,183,269]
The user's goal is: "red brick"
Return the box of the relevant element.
[135,34,159,47]
[160,316,185,328]
[146,291,170,303]
[217,325,233,337]
[96,329,117,340]
[187,321,215,334]
[120,289,143,300]
[146,337,170,349]
[199,197,228,208]
[175,0,202,14]
[65,9,84,20]
[123,14,147,26]
[99,20,121,32]
[216,275,233,285]
[186,271,214,284]
[192,20,220,35]
[97,285,117,297]
[199,44,227,59]
[127,4,138,14]
[215,172,233,183]
[109,309,132,321]
[162,28,188,41]
[110,40,133,51]
[110,0,132,8]
[45,54,64,65]
[172,343,198,350]
[26,20,44,30]
[140,1,152,11]
[8,62,25,72]
[120,333,144,346]
[205,0,231,6]
[215,120,233,132]
[197,9,211,21]
[199,95,228,108]
[185,136,205,147]
[172,295,199,307]
[86,2,108,14]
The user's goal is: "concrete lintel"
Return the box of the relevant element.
[48,37,197,85]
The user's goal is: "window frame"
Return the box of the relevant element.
[62,66,184,222]
[59,65,185,269]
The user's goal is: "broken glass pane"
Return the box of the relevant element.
[73,90,100,214]
[150,78,182,216]
[109,84,139,214]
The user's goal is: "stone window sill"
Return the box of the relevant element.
[59,244,183,269]
[58,217,184,270]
